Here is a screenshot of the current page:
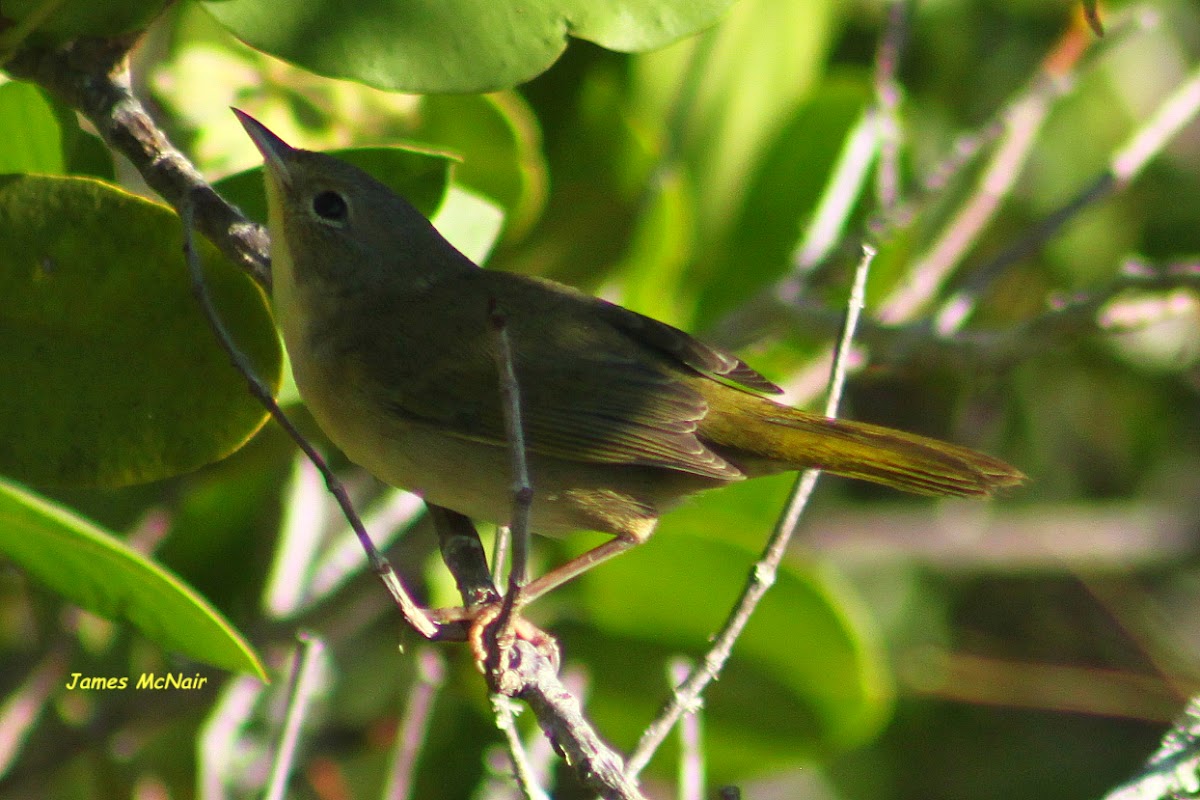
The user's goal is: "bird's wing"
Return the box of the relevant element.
[349,271,759,479]
[592,298,782,395]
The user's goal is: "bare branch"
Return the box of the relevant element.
[181,198,439,639]
[493,695,551,800]
[6,36,270,287]
[628,245,877,777]
[670,658,705,800]
[872,0,911,214]
[487,302,533,595]
[509,640,647,800]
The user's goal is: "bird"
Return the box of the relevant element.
[235,109,1024,599]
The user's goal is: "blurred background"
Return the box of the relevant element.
[3,0,1200,798]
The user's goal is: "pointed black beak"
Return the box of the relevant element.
[232,108,294,184]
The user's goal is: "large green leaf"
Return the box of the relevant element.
[0,80,114,179]
[0,477,265,677]
[415,93,548,240]
[201,0,737,93]
[0,174,281,487]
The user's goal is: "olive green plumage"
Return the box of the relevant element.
[236,109,1023,561]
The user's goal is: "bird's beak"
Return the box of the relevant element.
[232,108,294,185]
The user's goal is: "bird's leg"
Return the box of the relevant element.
[520,523,658,603]
[429,504,500,610]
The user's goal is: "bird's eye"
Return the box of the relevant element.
[311,190,348,223]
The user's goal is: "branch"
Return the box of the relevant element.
[627,245,877,777]
[264,633,326,800]
[509,640,647,800]
[181,198,439,639]
[710,258,1200,377]
[4,35,271,287]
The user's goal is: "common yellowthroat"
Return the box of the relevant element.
[235,110,1023,596]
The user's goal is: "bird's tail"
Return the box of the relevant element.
[707,396,1024,497]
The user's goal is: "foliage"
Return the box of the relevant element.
[2,0,1200,798]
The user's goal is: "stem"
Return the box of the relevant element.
[627,245,877,777]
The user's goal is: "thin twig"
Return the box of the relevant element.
[939,56,1200,334]
[488,303,534,593]
[5,36,270,286]
[492,525,512,588]
[887,7,1145,229]
[383,648,447,800]
[307,489,426,611]
[878,74,1055,325]
[264,633,326,800]
[712,8,1155,360]
[485,302,535,678]
[717,258,1200,378]
[493,694,551,800]
[670,658,705,800]
[627,245,877,777]
[181,198,438,639]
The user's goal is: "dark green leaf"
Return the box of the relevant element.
[0,0,168,40]
[0,174,281,487]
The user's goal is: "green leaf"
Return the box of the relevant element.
[0,0,168,40]
[695,76,873,325]
[0,477,265,677]
[0,174,281,487]
[571,526,892,774]
[415,93,548,239]
[611,165,695,328]
[201,0,737,93]
[215,145,455,224]
[0,80,63,174]
[0,80,114,179]
[631,0,838,253]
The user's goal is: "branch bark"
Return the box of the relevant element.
[4,35,271,287]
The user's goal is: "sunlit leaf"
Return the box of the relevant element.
[201,0,737,93]
[0,477,265,677]
[0,80,62,174]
